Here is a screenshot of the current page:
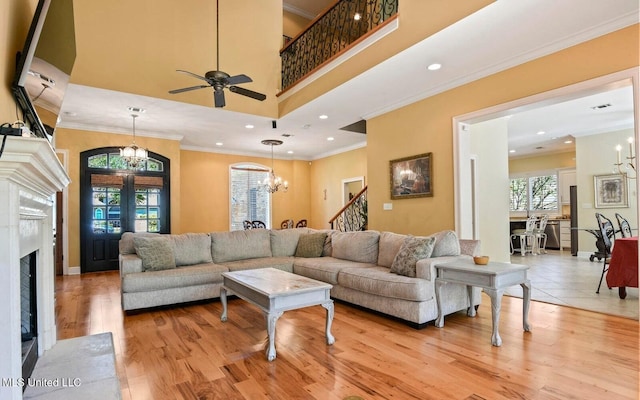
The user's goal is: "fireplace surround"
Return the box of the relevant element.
[0,136,69,400]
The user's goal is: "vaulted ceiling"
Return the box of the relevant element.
[52,0,638,160]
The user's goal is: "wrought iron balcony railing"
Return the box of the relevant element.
[330,186,368,232]
[280,0,398,91]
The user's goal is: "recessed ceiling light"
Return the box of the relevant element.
[287,150,294,154]
[319,115,328,120]
[127,107,145,113]
[564,140,573,144]
[509,149,516,153]
[536,131,545,135]
[215,142,223,146]
[427,63,441,71]
[327,137,334,141]
[245,124,254,129]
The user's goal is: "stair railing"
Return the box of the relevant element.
[280,0,399,91]
[329,186,368,231]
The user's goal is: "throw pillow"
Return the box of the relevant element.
[295,232,328,258]
[429,230,461,257]
[170,233,212,266]
[134,236,176,271]
[390,236,436,277]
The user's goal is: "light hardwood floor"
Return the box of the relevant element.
[55,271,639,400]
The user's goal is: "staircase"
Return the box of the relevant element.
[329,186,368,231]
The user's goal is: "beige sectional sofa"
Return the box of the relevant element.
[119,228,482,327]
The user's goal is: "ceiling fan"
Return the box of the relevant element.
[168,0,266,108]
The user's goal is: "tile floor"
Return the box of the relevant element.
[504,249,639,319]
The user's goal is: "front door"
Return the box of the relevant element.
[80,148,170,273]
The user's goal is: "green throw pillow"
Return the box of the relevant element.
[133,236,176,271]
[295,232,328,258]
[390,236,436,277]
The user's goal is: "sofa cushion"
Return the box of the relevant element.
[121,263,227,293]
[170,233,213,266]
[429,230,460,257]
[331,231,379,264]
[338,266,433,302]
[377,231,407,267]
[221,257,294,273]
[293,257,376,285]
[133,236,176,271]
[119,231,160,255]
[270,228,309,257]
[390,236,436,278]
[211,230,272,263]
[295,232,327,258]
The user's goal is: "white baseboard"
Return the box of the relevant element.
[67,266,81,275]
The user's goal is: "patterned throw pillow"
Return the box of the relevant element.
[295,232,328,258]
[390,236,436,277]
[134,236,176,271]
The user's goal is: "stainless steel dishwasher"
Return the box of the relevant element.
[544,220,561,249]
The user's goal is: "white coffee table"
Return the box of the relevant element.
[434,259,531,346]
[220,268,335,361]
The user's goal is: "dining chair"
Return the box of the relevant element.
[252,220,266,229]
[615,213,633,238]
[533,214,549,254]
[243,220,253,230]
[595,213,614,294]
[510,215,538,256]
[280,219,294,229]
[295,219,307,228]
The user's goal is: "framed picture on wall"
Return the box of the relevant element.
[594,173,628,208]
[389,153,433,199]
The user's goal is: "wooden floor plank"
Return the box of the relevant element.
[55,271,639,400]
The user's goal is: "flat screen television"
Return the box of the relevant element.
[11,0,76,141]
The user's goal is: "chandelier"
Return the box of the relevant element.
[614,137,636,179]
[261,139,288,193]
[120,114,148,169]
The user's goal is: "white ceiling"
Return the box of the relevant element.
[53,0,638,160]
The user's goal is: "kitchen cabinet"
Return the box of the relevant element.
[559,169,576,204]
[560,220,571,250]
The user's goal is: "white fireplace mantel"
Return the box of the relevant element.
[0,136,70,400]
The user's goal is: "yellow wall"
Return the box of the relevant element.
[309,147,367,229]
[55,128,182,268]
[179,150,311,233]
[367,25,639,236]
[283,10,311,41]
[70,0,282,118]
[509,151,576,174]
[1,0,38,122]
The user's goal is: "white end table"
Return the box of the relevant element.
[220,268,335,361]
[434,260,531,346]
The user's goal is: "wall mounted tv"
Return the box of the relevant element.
[12,0,76,141]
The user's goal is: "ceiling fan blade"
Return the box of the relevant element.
[229,86,266,101]
[214,89,226,108]
[176,69,210,83]
[225,74,253,85]
[168,85,210,94]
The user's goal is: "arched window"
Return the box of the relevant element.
[229,163,270,230]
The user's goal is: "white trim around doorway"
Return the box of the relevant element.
[453,67,640,243]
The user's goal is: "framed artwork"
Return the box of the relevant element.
[594,173,628,208]
[390,152,433,199]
